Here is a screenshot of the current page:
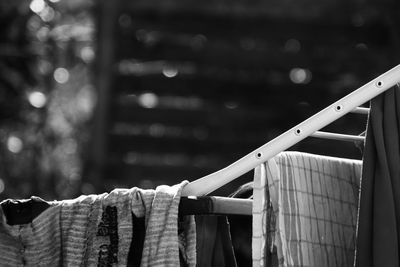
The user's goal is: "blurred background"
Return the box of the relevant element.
[0,0,399,201]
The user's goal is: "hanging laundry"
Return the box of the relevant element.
[195,215,237,267]
[253,163,277,267]
[254,151,362,267]
[229,182,255,266]
[131,182,196,267]
[0,198,62,266]
[355,84,400,267]
[0,181,196,266]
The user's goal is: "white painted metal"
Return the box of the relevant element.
[350,107,370,115]
[182,64,400,196]
[311,131,365,142]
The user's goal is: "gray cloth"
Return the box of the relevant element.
[0,203,62,266]
[0,181,196,266]
[132,182,196,267]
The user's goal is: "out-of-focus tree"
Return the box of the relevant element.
[0,0,96,200]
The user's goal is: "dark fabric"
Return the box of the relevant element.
[127,214,145,267]
[355,84,400,267]
[228,214,253,267]
[229,182,253,266]
[179,196,214,215]
[1,196,50,225]
[196,215,237,267]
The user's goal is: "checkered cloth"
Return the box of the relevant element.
[253,151,362,267]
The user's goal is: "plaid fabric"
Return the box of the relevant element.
[253,151,362,267]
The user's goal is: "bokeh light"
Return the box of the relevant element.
[28,91,47,108]
[7,136,23,154]
[30,0,46,14]
[0,179,4,194]
[138,93,159,108]
[80,46,95,63]
[40,6,55,22]
[162,66,178,78]
[289,68,312,84]
[53,68,70,84]
[1,0,96,200]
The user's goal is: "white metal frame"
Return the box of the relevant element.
[182,64,400,196]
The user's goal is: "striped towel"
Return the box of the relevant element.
[132,181,197,267]
[60,189,134,266]
[253,151,362,267]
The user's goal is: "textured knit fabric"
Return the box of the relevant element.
[0,203,62,266]
[253,151,362,267]
[131,181,196,267]
[0,181,196,266]
[60,192,106,266]
[355,84,400,267]
[0,189,133,266]
[60,189,134,266]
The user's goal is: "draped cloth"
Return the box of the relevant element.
[355,84,400,267]
[253,151,362,267]
[0,181,196,266]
